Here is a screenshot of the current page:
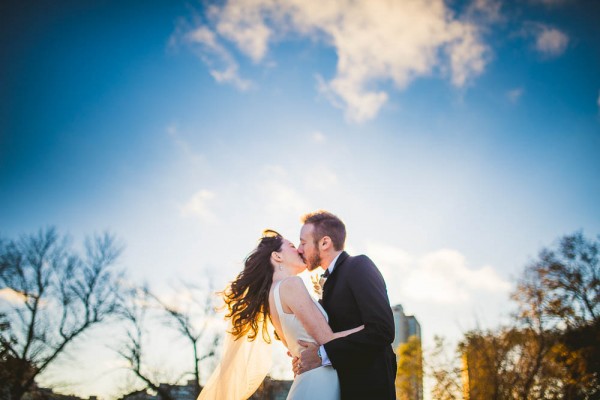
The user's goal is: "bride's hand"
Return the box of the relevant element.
[291,355,300,377]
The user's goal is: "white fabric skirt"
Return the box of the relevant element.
[286,365,340,400]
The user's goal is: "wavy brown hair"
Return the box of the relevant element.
[222,230,282,342]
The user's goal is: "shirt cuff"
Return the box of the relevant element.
[319,345,332,366]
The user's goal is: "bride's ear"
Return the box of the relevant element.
[271,251,282,263]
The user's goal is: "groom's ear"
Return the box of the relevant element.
[320,236,332,250]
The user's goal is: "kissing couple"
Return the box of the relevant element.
[199,210,397,400]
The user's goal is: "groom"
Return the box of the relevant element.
[295,210,397,400]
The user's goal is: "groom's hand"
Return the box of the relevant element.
[295,340,321,375]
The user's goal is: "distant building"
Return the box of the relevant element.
[392,304,421,351]
[122,377,293,400]
[20,382,96,400]
[249,376,293,400]
[119,380,199,400]
[155,380,198,400]
[392,304,423,400]
[119,390,151,400]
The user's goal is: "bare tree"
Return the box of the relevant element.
[117,281,220,399]
[148,281,220,396]
[117,287,176,400]
[0,227,124,400]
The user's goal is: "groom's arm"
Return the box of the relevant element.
[323,255,395,368]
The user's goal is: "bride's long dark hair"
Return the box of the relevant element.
[223,230,282,342]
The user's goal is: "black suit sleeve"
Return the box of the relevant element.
[323,255,395,368]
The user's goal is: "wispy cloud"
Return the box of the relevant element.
[528,23,569,58]
[177,23,252,91]
[186,0,490,122]
[507,87,524,103]
[0,288,27,303]
[368,242,511,305]
[166,123,205,165]
[311,131,326,143]
[465,0,505,25]
[181,189,218,222]
[257,165,310,218]
[302,166,338,192]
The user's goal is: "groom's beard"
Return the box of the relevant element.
[307,250,322,271]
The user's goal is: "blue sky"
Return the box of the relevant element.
[1,0,600,398]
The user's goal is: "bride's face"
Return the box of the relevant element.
[278,238,307,273]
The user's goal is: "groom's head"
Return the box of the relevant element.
[298,210,346,271]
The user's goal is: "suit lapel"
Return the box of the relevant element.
[322,251,349,305]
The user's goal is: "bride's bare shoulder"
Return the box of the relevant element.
[279,276,305,291]
[279,277,312,308]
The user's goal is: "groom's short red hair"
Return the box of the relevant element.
[301,210,346,251]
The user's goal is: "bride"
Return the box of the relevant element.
[198,230,363,400]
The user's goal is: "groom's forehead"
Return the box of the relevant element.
[300,224,316,240]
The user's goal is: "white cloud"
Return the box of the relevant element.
[210,65,252,90]
[367,242,511,305]
[445,23,488,87]
[257,165,310,218]
[465,0,504,24]
[166,123,177,137]
[507,87,524,103]
[0,288,27,303]
[189,0,489,122]
[311,131,326,143]
[181,24,252,91]
[597,90,600,113]
[534,25,569,57]
[213,3,272,63]
[302,166,338,192]
[166,123,205,165]
[187,24,220,51]
[181,190,218,222]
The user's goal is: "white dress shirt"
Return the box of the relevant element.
[319,252,342,366]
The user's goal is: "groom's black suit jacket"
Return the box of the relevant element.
[322,251,397,400]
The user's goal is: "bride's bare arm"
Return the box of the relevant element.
[332,324,364,339]
[279,277,364,345]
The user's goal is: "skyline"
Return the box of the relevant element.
[1,0,599,398]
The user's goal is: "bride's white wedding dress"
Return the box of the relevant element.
[198,280,340,400]
[273,280,340,400]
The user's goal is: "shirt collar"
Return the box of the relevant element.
[326,252,342,275]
